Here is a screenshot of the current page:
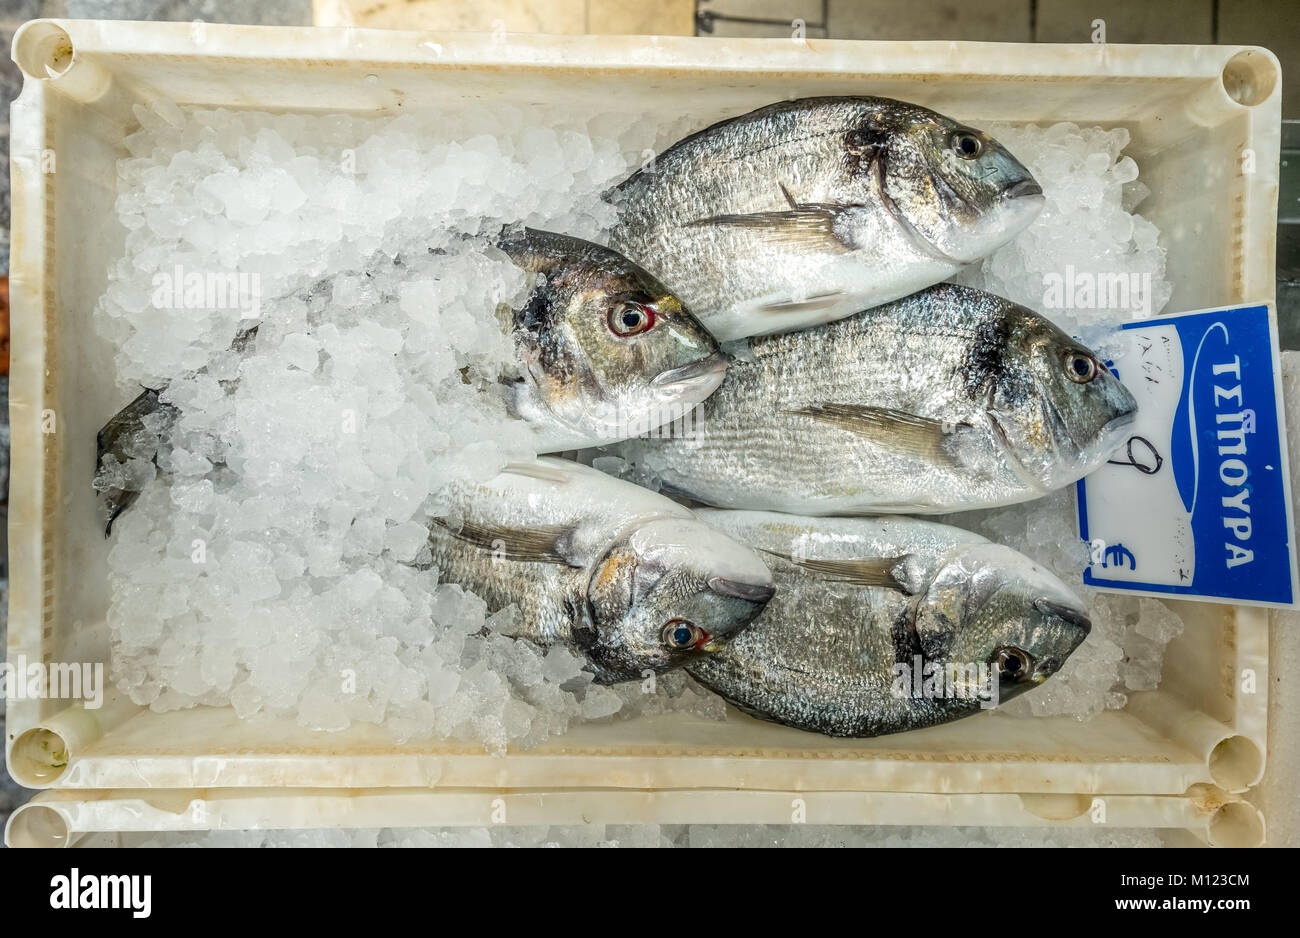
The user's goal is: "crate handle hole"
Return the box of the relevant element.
[14,21,76,80]
[8,727,71,786]
[1221,50,1277,107]
[1208,734,1264,791]
[4,804,71,849]
[1018,792,1092,820]
[1208,801,1264,848]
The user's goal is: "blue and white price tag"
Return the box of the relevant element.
[1076,303,1297,608]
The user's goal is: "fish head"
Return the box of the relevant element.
[855,103,1043,263]
[912,544,1091,703]
[507,230,725,442]
[580,517,775,682]
[986,312,1139,491]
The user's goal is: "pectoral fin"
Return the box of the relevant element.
[762,549,912,592]
[501,461,574,485]
[686,183,857,254]
[757,292,848,315]
[430,517,580,567]
[787,403,972,468]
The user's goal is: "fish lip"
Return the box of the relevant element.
[1002,179,1044,200]
[1095,405,1138,455]
[650,353,728,394]
[1106,404,1138,434]
[1033,598,1092,636]
[707,575,776,604]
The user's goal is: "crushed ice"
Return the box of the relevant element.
[96,105,1181,744]
[97,101,710,748]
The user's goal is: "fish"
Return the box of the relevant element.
[423,458,776,684]
[606,96,1045,341]
[95,387,170,536]
[95,230,725,535]
[619,283,1138,515]
[497,228,726,451]
[683,510,1092,737]
[94,322,260,536]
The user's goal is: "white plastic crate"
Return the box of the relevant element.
[3,784,1266,848]
[3,20,1281,835]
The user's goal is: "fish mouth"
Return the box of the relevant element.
[708,575,777,604]
[1094,402,1139,457]
[651,353,729,399]
[1106,403,1138,435]
[1107,394,1138,431]
[1002,179,1044,200]
[1033,598,1092,636]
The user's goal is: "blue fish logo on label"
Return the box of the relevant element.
[1077,304,1298,608]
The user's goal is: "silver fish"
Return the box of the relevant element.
[95,322,260,535]
[499,228,727,451]
[95,230,725,534]
[607,96,1044,340]
[95,387,170,536]
[620,284,1138,514]
[424,459,776,684]
[684,510,1092,737]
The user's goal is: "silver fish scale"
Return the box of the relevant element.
[685,512,987,737]
[628,287,1033,514]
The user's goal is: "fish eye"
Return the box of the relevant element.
[994,646,1032,678]
[662,618,703,650]
[1063,350,1101,383]
[609,301,656,337]
[951,132,982,160]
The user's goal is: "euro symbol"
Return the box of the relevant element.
[1103,543,1136,570]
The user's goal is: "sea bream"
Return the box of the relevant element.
[423,459,775,684]
[684,511,1092,737]
[95,322,260,535]
[95,229,726,534]
[620,284,1138,515]
[497,227,726,451]
[607,96,1045,340]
